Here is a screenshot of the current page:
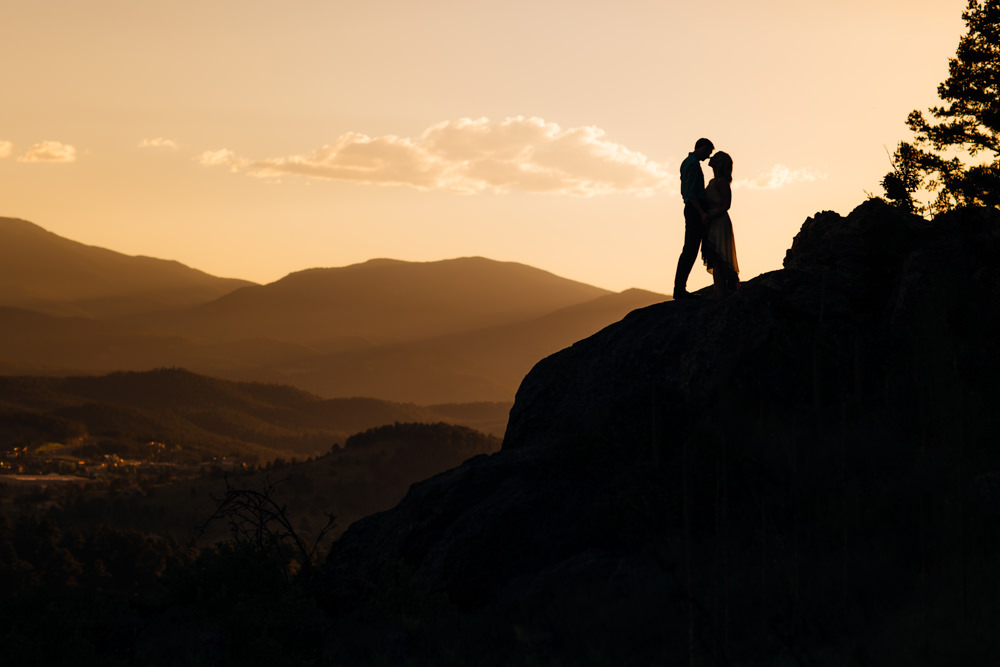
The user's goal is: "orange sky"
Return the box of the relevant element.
[0,0,967,293]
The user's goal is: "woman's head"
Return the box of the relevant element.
[709,151,733,183]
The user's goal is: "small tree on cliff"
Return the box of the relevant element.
[882,0,1000,214]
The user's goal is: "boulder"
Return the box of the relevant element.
[321,199,1000,664]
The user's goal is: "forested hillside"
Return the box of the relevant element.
[0,368,510,464]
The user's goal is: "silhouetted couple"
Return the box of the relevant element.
[673,138,739,299]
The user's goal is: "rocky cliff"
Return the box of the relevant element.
[320,199,1000,664]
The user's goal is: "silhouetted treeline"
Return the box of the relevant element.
[0,511,332,665]
[345,420,499,454]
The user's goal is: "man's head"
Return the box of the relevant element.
[694,138,714,160]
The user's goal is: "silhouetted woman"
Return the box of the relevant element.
[701,151,739,296]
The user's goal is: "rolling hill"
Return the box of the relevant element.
[0,368,511,462]
[0,217,253,317]
[281,287,668,402]
[127,256,614,346]
[0,306,314,376]
[0,286,666,403]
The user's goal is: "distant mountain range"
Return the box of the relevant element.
[0,217,668,403]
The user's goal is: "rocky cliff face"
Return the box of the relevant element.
[321,199,1000,664]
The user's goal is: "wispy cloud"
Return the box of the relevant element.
[18,141,77,163]
[0,141,12,159]
[138,137,178,149]
[199,116,672,196]
[735,164,825,190]
[196,119,825,196]
[198,148,241,168]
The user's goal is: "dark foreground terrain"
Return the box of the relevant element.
[320,200,1000,664]
[5,199,1000,665]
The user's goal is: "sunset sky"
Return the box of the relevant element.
[1,0,968,294]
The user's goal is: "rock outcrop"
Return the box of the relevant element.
[321,199,1000,664]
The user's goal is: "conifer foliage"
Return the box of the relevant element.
[883,0,1000,213]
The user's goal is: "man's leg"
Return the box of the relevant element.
[673,204,703,296]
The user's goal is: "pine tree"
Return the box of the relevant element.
[883,0,1000,213]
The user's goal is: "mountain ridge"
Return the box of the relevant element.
[128,255,615,346]
[0,217,254,317]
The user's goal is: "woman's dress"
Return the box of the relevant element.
[701,180,739,282]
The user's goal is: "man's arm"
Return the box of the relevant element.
[679,157,708,220]
[688,197,708,220]
[679,158,698,202]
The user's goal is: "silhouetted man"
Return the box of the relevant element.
[673,138,714,299]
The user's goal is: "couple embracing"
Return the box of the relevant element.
[673,138,739,300]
